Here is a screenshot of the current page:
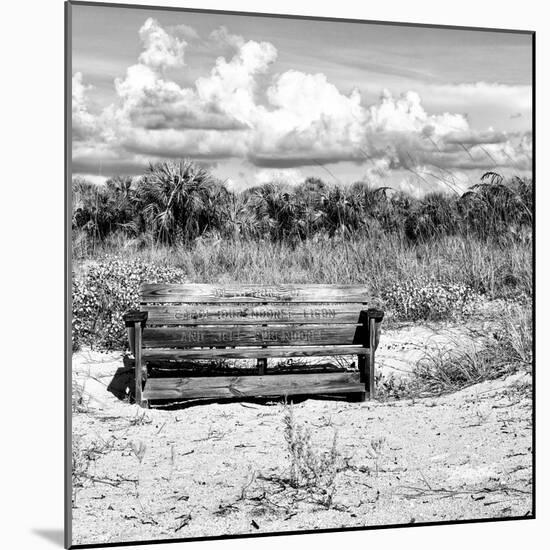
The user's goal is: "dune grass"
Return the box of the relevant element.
[74,231,531,303]
[399,304,532,398]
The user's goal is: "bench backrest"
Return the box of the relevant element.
[138,283,381,351]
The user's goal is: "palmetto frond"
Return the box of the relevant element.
[134,159,217,244]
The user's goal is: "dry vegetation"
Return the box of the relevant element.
[70,160,533,545]
[71,160,532,348]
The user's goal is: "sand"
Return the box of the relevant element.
[70,321,532,546]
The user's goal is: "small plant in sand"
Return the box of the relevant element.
[506,376,532,401]
[71,434,125,507]
[130,440,147,464]
[72,434,91,507]
[366,435,387,476]
[72,379,90,413]
[282,404,339,506]
[129,409,152,426]
[375,371,412,401]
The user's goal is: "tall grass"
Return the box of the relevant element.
[72,161,532,302]
[73,230,531,302]
[409,303,532,397]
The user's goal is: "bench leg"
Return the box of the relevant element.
[368,317,376,400]
[134,321,144,407]
[352,354,367,402]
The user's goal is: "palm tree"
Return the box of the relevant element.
[136,160,215,244]
[248,183,301,241]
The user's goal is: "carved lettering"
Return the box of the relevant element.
[178,328,325,345]
[302,308,336,319]
[174,307,338,321]
[255,329,322,342]
[179,330,204,343]
[213,287,299,299]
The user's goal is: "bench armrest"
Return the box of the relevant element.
[359,308,384,325]
[123,310,148,328]
[359,308,384,350]
[123,311,148,355]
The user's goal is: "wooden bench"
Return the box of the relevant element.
[123,284,384,408]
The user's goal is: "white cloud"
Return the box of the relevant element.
[138,17,187,70]
[249,71,364,164]
[73,173,109,186]
[72,72,98,141]
[195,38,277,126]
[254,168,305,187]
[108,21,277,138]
[72,19,532,186]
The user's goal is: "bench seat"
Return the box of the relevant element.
[143,372,365,401]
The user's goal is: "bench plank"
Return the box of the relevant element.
[143,304,366,325]
[142,372,363,400]
[140,283,372,303]
[143,346,369,361]
[142,325,366,348]
[143,345,368,360]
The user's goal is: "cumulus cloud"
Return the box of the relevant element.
[72,18,532,188]
[249,71,365,166]
[72,72,98,141]
[138,17,187,70]
[107,20,277,139]
[195,38,277,125]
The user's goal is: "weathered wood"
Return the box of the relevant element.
[369,317,376,399]
[142,304,366,325]
[142,324,367,348]
[142,372,363,400]
[143,345,368,361]
[123,310,148,327]
[123,283,384,403]
[367,308,384,350]
[140,283,372,303]
[127,326,135,355]
[358,354,366,383]
[134,321,143,406]
[126,356,347,375]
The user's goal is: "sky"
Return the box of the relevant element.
[71,3,533,195]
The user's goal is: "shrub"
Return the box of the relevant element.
[282,405,339,505]
[72,257,185,351]
[383,280,481,321]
